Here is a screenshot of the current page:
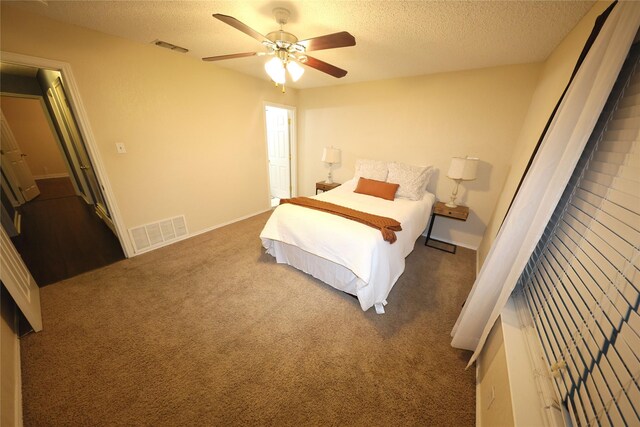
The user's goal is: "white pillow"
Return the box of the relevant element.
[386,162,434,201]
[354,159,388,181]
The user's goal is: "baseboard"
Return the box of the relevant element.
[188,208,273,240]
[33,173,69,180]
[127,208,272,258]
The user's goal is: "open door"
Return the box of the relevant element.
[46,77,114,228]
[0,225,42,332]
[266,106,292,199]
[0,110,39,203]
[46,85,94,205]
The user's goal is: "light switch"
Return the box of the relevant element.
[116,143,126,154]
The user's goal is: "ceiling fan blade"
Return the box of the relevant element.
[298,31,356,52]
[303,56,348,78]
[202,52,260,62]
[212,14,270,44]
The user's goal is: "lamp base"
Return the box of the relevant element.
[446,179,461,209]
[325,167,333,184]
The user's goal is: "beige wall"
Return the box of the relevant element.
[1,2,607,256]
[1,95,68,179]
[297,65,541,248]
[0,5,297,254]
[477,0,613,266]
[477,318,515,427]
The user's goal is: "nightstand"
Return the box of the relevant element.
[424,202,469,254]
[316,181,341,194]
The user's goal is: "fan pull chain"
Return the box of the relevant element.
[274,82,286,93]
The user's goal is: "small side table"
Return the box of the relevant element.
[316,181,341,194]
[424,202,469,254]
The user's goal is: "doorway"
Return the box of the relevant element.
[0,62,125,286]
[265,104,296,207]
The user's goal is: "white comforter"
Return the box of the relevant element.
[260,178,435,311]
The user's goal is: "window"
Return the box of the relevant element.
[516,46,639,426]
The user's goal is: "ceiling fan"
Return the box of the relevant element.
[203,8,356,87]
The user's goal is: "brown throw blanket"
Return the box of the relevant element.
[279,197,402,243]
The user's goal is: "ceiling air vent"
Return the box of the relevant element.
[153,40,189,54]
[129,215,188,254]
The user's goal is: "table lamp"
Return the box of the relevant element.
[322,147,341,184]
[446,156,479,208]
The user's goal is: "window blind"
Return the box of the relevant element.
[517,45,640,426]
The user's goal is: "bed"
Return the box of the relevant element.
[260,160,435,313]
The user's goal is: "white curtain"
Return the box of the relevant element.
[451,1,640,365]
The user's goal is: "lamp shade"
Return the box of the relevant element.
[264,57,285,84]
[447,157,479,181]
[322,147,341,164]
[286,60,304,82]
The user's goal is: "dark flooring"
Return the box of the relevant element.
[11,177,125,287]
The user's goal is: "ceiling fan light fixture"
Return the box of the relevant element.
[286,60,304,82]
[205,10,356,87]
[265,57,286,84]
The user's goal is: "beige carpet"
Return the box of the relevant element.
[20,211,476,426]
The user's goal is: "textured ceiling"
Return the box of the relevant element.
[11,0,596,89]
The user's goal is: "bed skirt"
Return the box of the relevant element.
[263,239,375,309]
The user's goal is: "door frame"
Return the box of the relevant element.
[45,83,96,205]
[0,110,26,206]
[0,93,84,198]
[1,51,132,257]
[0,224,42,332]
[263,102,297,204]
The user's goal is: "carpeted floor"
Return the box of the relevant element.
[20,211,476,426]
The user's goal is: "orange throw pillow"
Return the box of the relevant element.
[354,177,399,201]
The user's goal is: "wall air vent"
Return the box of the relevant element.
[153,40,189,54]
[129,215,188,254]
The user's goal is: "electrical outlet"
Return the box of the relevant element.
[115,143,126,154]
